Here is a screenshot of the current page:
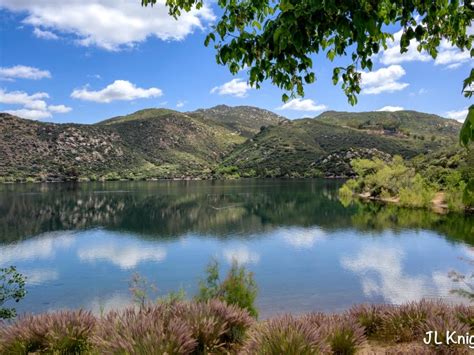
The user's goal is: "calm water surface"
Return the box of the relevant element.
[0,179,473,318]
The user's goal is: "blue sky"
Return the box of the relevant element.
[0,1,472,124]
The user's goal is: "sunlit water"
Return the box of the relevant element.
[0,180,473,318]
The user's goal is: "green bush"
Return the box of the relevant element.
[0,266,26,319]
[339,156,463,210]
[196,260,258,318]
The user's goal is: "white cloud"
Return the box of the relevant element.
[341,243,470,305]
[360,65,409,95]
[0,0,215,51]
[4,108,52,120]
[48,104,72,113]
[176,100,186,108]
[379,29,431,65]
[33,27,59,40]
[71,80,163,103]
[23,268,59,285]
[275,226,326,249]
[379,28,471,69]
[78,243,167,269]
[210,78,253,98]
[0,65,51,80]
[0,232,75,266]
[377,106,404,112]
[276,98,327,112]
[341,245,425,304]
[434,40,471,68]
[223,246,260,265]
[1,88,72,120]
[445,108,468,122]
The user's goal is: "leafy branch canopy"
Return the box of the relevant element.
[142,0,473,144]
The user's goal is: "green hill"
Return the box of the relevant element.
[221,112,462,178]
[189,105,287,138]
[0,107,463,182]
[317,110,460,143]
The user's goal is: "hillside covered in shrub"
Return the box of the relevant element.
[0,106,464,182]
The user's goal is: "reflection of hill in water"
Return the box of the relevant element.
[0,180,472,245]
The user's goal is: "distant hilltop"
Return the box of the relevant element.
[0,105,463,182]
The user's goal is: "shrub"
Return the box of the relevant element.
[196,260,258,318]
[349,304,387,338]
[422,313,470,354]
[454,304,474,330]
[241,315,329,354]
[378,301,433,343]
[0,266,26,319]
[202,299,254,347]
[0,310,96,354]
[176,300,253,353]
[92,305,196,355]
[319,315,366,355]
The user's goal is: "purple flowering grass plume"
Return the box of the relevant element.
[92,305,197,354]
[242,314,329,354]
[0,310,96,354]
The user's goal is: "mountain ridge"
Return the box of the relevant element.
[0,106,463,182]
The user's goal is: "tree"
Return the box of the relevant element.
[0,266,27,319]
[142,0,473,144]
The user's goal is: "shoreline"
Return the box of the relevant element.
[357,191,474,215]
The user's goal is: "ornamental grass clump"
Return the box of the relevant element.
[175,299,254,353]
[0,310,96,354]
[319,314,366,355]
[241,314,329,355]
[422,313,471,354]
[349,304,389,339]
[92,305,197,355]
[378,300,436,343]
[454,304,474,330]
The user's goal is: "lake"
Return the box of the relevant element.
[0,179,473,318]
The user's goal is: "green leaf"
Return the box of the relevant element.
[460,105,474,147]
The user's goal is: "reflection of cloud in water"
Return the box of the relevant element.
[462,246,474,260]
[275,226,326,249]
[0,232,75,266]
[341,245,465,304]
[23,268,59,285]
[86,293,134,314]
[78,241,167,270]
[223,246,260,265]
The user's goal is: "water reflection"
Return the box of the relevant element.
[223,246,260,265]
[77,231,167,269]
[0,180,472,316]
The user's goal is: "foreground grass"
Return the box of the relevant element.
[0,299,472,354]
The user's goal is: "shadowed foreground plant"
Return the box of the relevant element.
[241,315,329,355]
[379,300,446,343]
[319,315,366,355]
[92,305,196,355]
[423,313,471,355]
[454,304,474,330]
[349,304,388,339]
[175,299,254,353]
[0,310,95,354]
[0,266,26,320]
[93,300,253,355]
